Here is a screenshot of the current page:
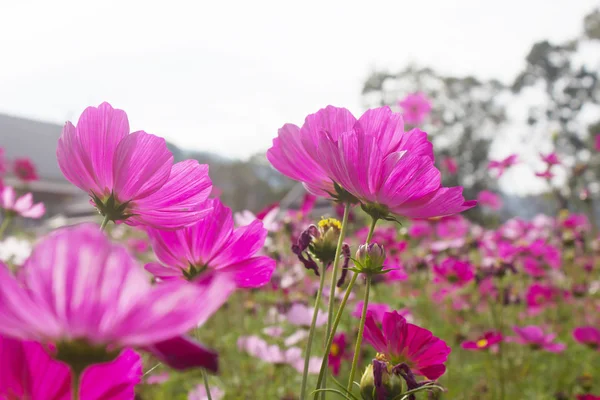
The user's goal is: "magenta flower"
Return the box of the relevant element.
[57,102,212,229]
[526,283,559,311]
[595,134,600,151]
[0,335,141,399]
[477,190,502,211]
[535,170,554,179]
[578,395,600,400]
[0,224,235,373]
[0,186,45,219]
[511,326,565,352]
[540,152,560,166]
[461,331,503,351]
[352,301,391,324]
[433,257,475,287]
[364,310,451,380]
[145,198,275,288]
[408,219,433,238]
[398,92,432,125]
[488,154,518,178]
[441,156,458,175]
[267,106,475,219]
[573,326,600,350]
[328,333,349,376]
[13,158,38,182]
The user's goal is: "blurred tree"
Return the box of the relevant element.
[511,8,600,211]
[167,142,294,212]
[361,66,506,220]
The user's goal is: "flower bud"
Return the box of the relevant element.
[360,359,404,400]
[309,218,342,265]
[355,243,386,274]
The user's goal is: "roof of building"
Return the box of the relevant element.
[0,112,66,182]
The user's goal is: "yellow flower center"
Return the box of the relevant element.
[330,343,340,357]
[318,218,342,232]
[476,339,489,348]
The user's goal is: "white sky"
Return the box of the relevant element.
[0,0,597,160]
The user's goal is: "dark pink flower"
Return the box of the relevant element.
[441,156,458,175]
[0,335,141,399]
[477,190,502,210]
[328,333,349,376]
[526,283,560,311]
[408,219,432,238]
[461,331,503,351]
[433,258,475,287]
[573,326,600,350]
[13,158,38,182]
[595,134,600,151]
[57,102,212,229]
[0,186,45,219]
[578,395,600,400]
[540,152,560,166]
[511,326,565,352]
[364,310,451,380]
[0,224,235,372]
[398,92,432,125]
[267,106,475,219]
[145,198,275,288]
[488,154,518,178]
[434,215,470,239]
[535,170,554,179]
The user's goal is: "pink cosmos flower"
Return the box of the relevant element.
[578,395,600,400]
[433,258,475,287]
[441,156,458,175]
[267,106,475,219]
[511,326,565,352]
[13,158,38,182]
[285,303,327,327]
[352,301,391,324]
[145,198,275,288]
[573,326,600,350]
[0,335,141,400]
[540,152,560,166]
[595,134,600,151]
[526,283,560,312]
[363,310,451,380]
[0,186,45,219]
[0,224,235,373]
[488,154,518,178]
[535,170,554,179]
[461,331,503,351]
[328,333,349,376]
[477,190,502,211]
[408,219,433,238]
[398,92,432,125]
[57,102,212,229]
[434,215,470,239]
[237,336,320,374]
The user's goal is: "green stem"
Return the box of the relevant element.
[365,216,378,243]
[99,215,110,231]
[300,262,328,400]
[71,369,81,400]
[322,203,351,396]
[314,272,359,398]
[0,215,13,240]
[346,275,371,393]
[202,369,213,400]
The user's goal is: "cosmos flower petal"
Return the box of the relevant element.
[143,335,219,372]
[417,364,446,380]
[228,256,276,288]
[354,106,405,153]
[112,131,173,201]
[363,312,388,353]
[73,102,129,191]
[390,187,477,219]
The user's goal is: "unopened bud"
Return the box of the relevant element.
[356,243,386,274]
[360,359,403,400]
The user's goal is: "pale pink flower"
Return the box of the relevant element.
[477,190,502,210]
[0,186,45,219]
[57,102,212,229]
[511,326,565,352]
[0,224,235,372]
